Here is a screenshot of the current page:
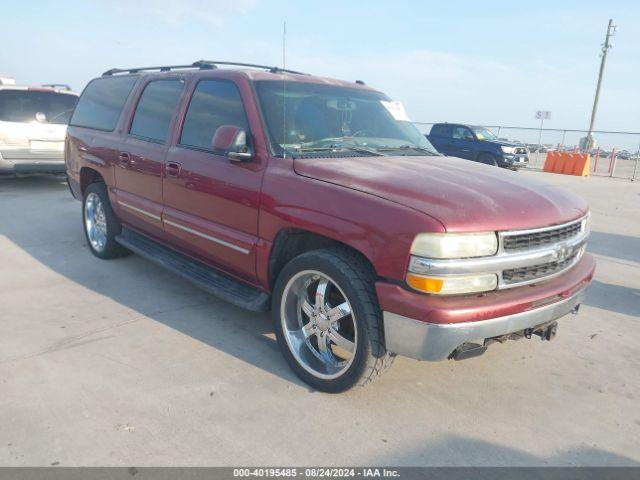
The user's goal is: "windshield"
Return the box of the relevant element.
[255,81,438,157]
[0,90,78,124]
[471,127,498,141]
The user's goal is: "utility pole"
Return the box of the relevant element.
[586,19,616,149]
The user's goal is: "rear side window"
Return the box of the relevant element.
[70,76,137,131]
[430,124,443,136]
[0,90,78,124]
[179,80,249,151]
[130,79,184,143]
[431,124,451,137]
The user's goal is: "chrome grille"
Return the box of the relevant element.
[407,214,590,294]
[502,250,580,284]
[503,220,582,251]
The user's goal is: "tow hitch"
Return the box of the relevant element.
[449,320,560,361]
[525,321,558,341]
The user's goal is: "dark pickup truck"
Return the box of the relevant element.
[66,61,593,392]
[427,123,529,169]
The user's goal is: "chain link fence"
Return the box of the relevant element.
[414,122,640,181]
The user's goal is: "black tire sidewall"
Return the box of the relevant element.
[272,251,376,393]
[478,153,498,166]
[82,182,124,259]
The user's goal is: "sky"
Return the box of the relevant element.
[2,0,639,147]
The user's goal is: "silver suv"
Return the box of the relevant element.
[0,83,78,174]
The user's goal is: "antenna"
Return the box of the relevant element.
[282,20,287,159]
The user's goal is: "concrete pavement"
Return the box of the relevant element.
[0,171,638,466]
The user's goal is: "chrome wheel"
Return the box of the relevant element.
[280,270,357,380]
[84,192,108,252]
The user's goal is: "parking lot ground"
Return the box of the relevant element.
[0,171,638,466]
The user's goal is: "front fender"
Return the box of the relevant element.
[257,159,445,288]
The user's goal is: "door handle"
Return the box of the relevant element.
[119,152,131,166]
[165,161,182,177]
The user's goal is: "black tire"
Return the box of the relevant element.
[477,152,498,166]
[272,247,394,393]
[82,182,129,259]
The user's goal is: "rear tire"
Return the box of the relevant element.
[272,247,394,393]
[82,182,129,259]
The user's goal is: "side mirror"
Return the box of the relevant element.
[212,125,253,162]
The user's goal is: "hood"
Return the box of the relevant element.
[473,137,523,149]
[293,155,588,232]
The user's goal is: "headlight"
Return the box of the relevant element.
[580,212,591,234]
[406,272,498,295]
[501,146,515,154]
[410,232,498,259]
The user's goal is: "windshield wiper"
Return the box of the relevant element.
[341,145,385,156]
[292,145,385,157]
[375,145,441,155]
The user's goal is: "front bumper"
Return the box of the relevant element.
[384,285,585,361]
[501,154,529,168]
[379,253,595,361]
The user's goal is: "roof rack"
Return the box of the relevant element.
[41,83,72,91]
[102,60,307,77]
[196,60,307,75]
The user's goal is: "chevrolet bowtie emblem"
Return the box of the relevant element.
[552,245,571,261]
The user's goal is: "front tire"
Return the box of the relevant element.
[82,182,129,259]
[477,152,498,166]
[272,248,394,392]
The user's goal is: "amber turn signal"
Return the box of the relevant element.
[406,272,498,295]
[406,274,444,293]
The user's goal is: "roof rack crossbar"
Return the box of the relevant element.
[195,60,308,75]
[102,60,307,77]
[41,83,72,90]
[102,62,215,76]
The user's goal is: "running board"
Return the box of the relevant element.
[116,228,270,312]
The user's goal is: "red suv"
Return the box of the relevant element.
[66,61,595,392]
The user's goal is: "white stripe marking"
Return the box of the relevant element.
[163,219,250,254]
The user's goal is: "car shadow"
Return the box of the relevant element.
[588,231,640,264]
[0,175,306,389]
[372,434,639,467]
[583,279,640,318]
[0,172,67,191]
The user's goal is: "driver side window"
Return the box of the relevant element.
[452,126,474,140]
[179,80,249,152]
